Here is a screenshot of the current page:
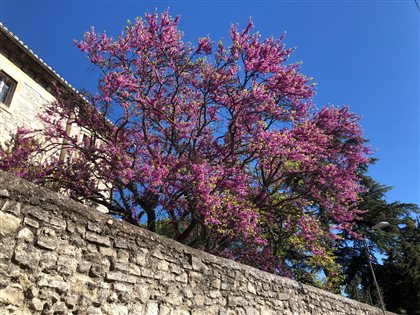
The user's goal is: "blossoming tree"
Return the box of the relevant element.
[0,11,371,289]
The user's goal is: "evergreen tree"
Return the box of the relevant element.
[377,218,420,314]
[337,172,419,312]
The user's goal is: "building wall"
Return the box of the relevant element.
[0,171,395,315]
[0,53,55,142]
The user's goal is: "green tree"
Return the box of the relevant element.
[337,173,419,309]
[377,218,420,314]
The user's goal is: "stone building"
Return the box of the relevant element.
[0,23,110,213]
[0,22,79,143]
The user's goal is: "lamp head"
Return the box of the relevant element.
[372,221,390,230]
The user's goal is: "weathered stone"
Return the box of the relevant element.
[39,251,58,271]
[117,249,130,262]
[57,256,78,275]
[77,261,92,274]
[135,251,147,266]
[112,261,130,273]
[0,211,21,236]
[25,206,50,222]
[23,216,39,228]
[105,271,137,284]
[37,274,69,293]
[0,238,15,260]
[108,304,128,315]
[107,292,118,303]
[145,300,159,315]
[278,293,289,301]
[157,260,169,271]
[113,282,133,293]
[99,246,116,257]
[49,217,66,229]
[189,255,206,272]
[114,238,129,249]
[247,282,256,294]
[16,227,34,242]
[1,201,21,216]
[129,263,141,276]
[159,305,172,315]
[65,294,78,309]
[0,284,24,306]
[151,249,164,259]
[87,221,102,233]
[36,228,58,250]
[169,263,182,275]
[228,296,246,307]
[0,189,9,197]
[87,306,103,315]
[14,245,41,268]
[175,272,188,283]
[89,264,106,278]
[86,231,111,247]
[30,298,45,311]
[51,301,67,314]
[26,286,39,299]
[87,243,98,253]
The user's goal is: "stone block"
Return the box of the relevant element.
[106,271,137,284]
[86,231,111,247]
[190,255,206,272]
[157,260,169,271]
[113,282,133,293]
[36,228,58,250]
[0,211,21,236]
[87,221,102,233]
[1,201,21,216]
[0,189,9,197]
[108,304,129,315]
[49,217,66,229]
[145,300,159,315]
[16,227,34,242]
[14,245,41,268]
[0,238,15,260]
[112,261,130,273]
[57,256,78,276]
[117,249,130,262]
[87,306,103,315]
[175,272,188,284]
[248,282,256,294]
[23,216,39,228]
[99,246,117,257]
[25,206,50,223]
[37,274,69,293]
[89,264,106,278]
[77,261,92,274]
[135,251,148,266]
[0,284,24,306]
[129,263,141,276]
[114,238,129,249]
[30,298,45,311]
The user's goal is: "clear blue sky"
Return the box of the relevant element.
[1,0,419,205]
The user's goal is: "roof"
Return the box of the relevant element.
[0,22,78,95]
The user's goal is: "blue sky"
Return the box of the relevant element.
[1,0,419,205]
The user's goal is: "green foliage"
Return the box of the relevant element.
[377,218,420,314]
[338,171,419,313]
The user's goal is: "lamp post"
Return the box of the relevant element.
[364,221,390,315]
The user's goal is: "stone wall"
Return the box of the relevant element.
[0,171,394,315]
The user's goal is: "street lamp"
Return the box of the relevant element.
[364,221,390,315]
